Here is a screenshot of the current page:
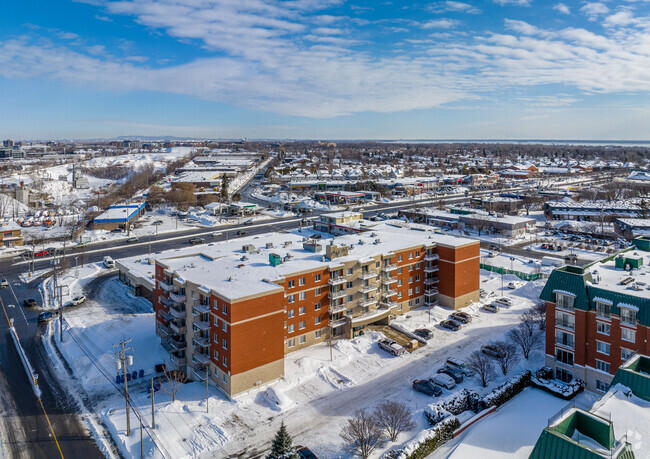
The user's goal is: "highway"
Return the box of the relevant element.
[0,173,612,457]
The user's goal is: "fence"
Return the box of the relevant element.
[480,263,549,281]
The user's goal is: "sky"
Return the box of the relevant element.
[2,0,650,140]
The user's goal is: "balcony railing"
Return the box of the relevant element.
[193,368,207,381]
[193,336,210,348]
[328,276,347,286]
[424,265,439,273]
[160,297,174,307]
[330,318,348,328]
[425,287,439,295]
[158,324,170,336]
[159,281,177,293]
[358,297,378,308]
[192,352,210,365]
[382,264,398,272]
[193,320,210,331]
[361,284,377,293]
[329,304,347,314]
[425,253,439,261]
[158,310,172,321]
[424,277,439,285]
[382,289,398,297]
[555,337,574,349]
[424,299,438,307]
[169,322,186,335]
[171,352,187,366]
[358,270,377,280]
[329,289,346,299]
[169,292,187,304]
[382,276,398,284]
[168,338,187,350]
[169,307,186,320]
[380,301,397,309]
[193,304,210,315]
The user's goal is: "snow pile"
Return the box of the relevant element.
[389,323,427,345]
[530,375,584,400]
[479,370,532,410]
[425,389,479,426]
[260,387,296,412]
[383,416,459,459]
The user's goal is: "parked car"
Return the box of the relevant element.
[378,339,405,356]
[431,373,456,390]
[126,236,139,243]
[481,344,505,359]
[236,230,247,236]
[483,303,499,313]
[152,220,163,225]
[71,295,86,306]
[72,242,87,250]
[310,234,322,239]
[413,379,442,396]
[0,278,8,288]
[489,244,500,251]
[494,297,512,307]
[440,319,461,331]
[445,358,474,376]
[507,282,516,289]
[565,254,578,263]
[414,329,433,340]
[212,231,222,238]
[24,298,38,307]
[189,237,205,244]
[38,311,54,323]
[242,220,253,225]
[296,445,318,459]
[451,311,472,324]
[436,366,464,383]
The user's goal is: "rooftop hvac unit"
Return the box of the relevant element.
[266,242,274,248]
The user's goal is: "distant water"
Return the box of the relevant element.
[377,139,650,147]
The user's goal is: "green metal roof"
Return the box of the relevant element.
[610,354,650,402]
[539,266,593,311]
[586,286,650,328]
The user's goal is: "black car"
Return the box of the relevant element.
[236,230,247,236]
[451,312,472,324]
[38,311,53,323]
[481,344,505,359]
[189,237,205,244]
[440,319,461,331]
[296,446,318,459]
[414,329,433,340]
[436,367,464,383]
[310,234,322,239]
[24,298,38,307]
[413,379,443,396]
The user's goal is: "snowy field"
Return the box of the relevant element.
[37,262,555,458]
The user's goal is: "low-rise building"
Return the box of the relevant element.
[0,222,23,247]
[92,202,146,231]
[615,218,650,239]
[545,201,641,221]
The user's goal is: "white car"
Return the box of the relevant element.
[432,373,456,390]
[71,295,86,305]
[378,339,405,356]
[507,282,517,289]
[494,297,512,307]
[0,278,8,289]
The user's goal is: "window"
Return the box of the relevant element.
[555,330,574,349]
[299,335,306,344]
[288,309,295,318]
[315,302,321,311]
[315,274,321,282]
[214,350,219,359]
[555,293,575,311]
[315,330,322,339]
[222,356,227,366]
[347,268,353,275]
[621,348,634,361]
[409,265,414,272]
[288,294,295,303]
[415,287,420,294]
[347,295,354,302]
[416,274,421,282]
[398,292,402,299]
[222,339,228,349]
[299,321,306,330]
[287,338,295,347]
[397,255,402,262]
[409,252,413,259]
[409,276,413,284]
[415,298,420,305]
[214,333,218,343]
[416,251,420,257]
[556,367,573,383]
[408,299,413,307]
[214,316,219,326]
[596,341,610,355]
[222,303,228,314]
[555,311,575,330]
[555,348,574,366]
[596,380,610,393]
[315,287,321,295]
[288,280,295,288]
[620,307,637,326]
[223,373,228,384]
[398,280,402,287]
[595,301,610,319]
[408,288,413,296]
[315,316,321,325]
[397,268,402,274]
[596,359,610,373]
[299,292,306,301]
[299,277,305,286]
[597,322,610,335]
[346,281,353,289]
[288,324,295,333]
[621,327,636,343]
[299,306,306,315]
[222,322,227,332]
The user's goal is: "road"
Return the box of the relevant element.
[0,174,611,457]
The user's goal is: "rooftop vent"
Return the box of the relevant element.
[283,241,292,247]
[266,242,274,249]
[227,276,233,281]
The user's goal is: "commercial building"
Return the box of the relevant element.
[615,218,650,240]
[0,222,23,247]
[92,202,146,231]
[117,224,479,398]
[544,201,641,222]
[540,247,649,393]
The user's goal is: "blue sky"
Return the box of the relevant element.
[2,0,650,140]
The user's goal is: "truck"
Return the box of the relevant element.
[103,256,115,268]
[541,256,564,267]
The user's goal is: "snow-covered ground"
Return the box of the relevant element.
[479,249,550,275]
[38,262,553,458]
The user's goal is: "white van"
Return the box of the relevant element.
[103,256,115,268]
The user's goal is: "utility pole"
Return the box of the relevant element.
[151,378,155,429]
[206,366,209,413]
[114,338,133,436]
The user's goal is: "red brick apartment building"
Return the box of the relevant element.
[540,247,649,393]
[146,223,479,398]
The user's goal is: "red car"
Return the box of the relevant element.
[34,250,50,257]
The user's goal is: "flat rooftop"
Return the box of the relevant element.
[588,253,650,300]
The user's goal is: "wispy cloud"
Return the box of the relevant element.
[553,3,570,15]
[429,1,481,14]
[422,19,460,29]
[580,2,609,20]
[493,0,531,6]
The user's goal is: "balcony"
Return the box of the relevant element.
[329,289,346,299]
[358,270,377,280]
[193,303,210,315]
[361,284,377,294]
[425,253,439,261]
[425,287,439,295]
[169,292,187,304]
[193,336,210,348]
[157,324,170,336]
[193,320,210,331]
[330,303,347,314]
[424,265,439,273]
[160,297,174,307]
[193,352,211,365]
[348,307,391,326]
[328,276,347,286]
[358,297,378,308]
[380,301,397,309]
[555,338,574,349]
[381,264,398,272]
[424,299,439,307]
[382,289,398,297]
[193,368,207,381]
[171,352,186,366]
[330,318,348,328]
[159,281,177,292]
[424,277,439,285]
[382,276,398,284]
[168,337,187,350]
[158,310,172,321]
[169,306,186,320]
[169,321,186,335]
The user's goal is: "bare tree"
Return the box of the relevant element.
[160,364,186,402]
[340,409,385,459]
[374,401,415,442]
[468,212,492,236]
[507,325,543,359]
[494,341,519,375]
[532,301,547,331]
[467,350,496,387]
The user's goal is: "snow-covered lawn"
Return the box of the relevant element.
[43,267,549,458]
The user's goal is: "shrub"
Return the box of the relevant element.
[424,389,479,426]
[478,370,532,410]
[535,366,553,379]
[530,377,585,400]
[383,416,460,459]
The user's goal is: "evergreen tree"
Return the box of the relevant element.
[268,422,298,459]
[220,175,229,202]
